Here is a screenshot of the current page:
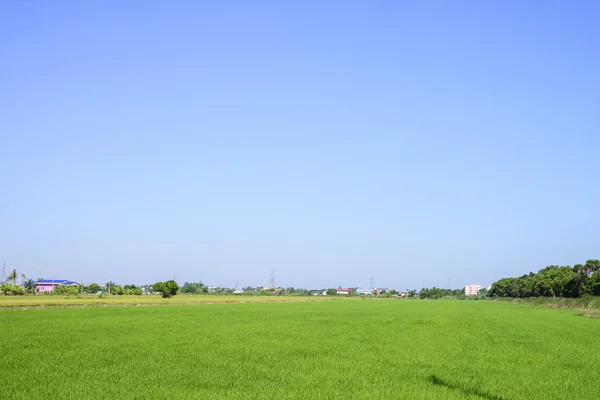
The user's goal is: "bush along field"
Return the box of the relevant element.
[1,300,599,399]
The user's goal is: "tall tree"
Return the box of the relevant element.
[583,259,600,277]
[24,279,36,294]
[589,270,600,295]
[7,269,17,285]
[489,260,597,298]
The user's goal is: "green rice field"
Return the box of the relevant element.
[1,299,598,399]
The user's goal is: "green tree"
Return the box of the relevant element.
[153,280,179,298]
[583,259,600,277]
[52,284,79,296]
[7,269,18,285]
[513,273,536,298]
[325,288,337,296]
[1,283,24,295]
[86,283,100,294]
[489,278,517,297]
[105,281,117,295]
[589,270,600,295]
[181,281,208,294]
[489,260,598,298]
[532,266,574,297]
[24,279,36,294]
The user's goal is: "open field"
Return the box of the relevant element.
[1,300,599,399]
[0,294,338,309]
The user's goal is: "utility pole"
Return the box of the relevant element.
[1,261,5,284]
[370,273,374,290]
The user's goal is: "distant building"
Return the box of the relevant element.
[356,288,373,295]
[36,280,79,293]
[336,288,353,295]
[464,284,484,296]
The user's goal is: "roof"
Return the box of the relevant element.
[36,280,78,285]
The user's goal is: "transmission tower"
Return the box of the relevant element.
[269,269,276,289]
[370,273,374,289]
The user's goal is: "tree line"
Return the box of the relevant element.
[489,259,600,298]
[418,287,472,299]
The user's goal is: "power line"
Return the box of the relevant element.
[269,269,275,288]
[1,261,5,284]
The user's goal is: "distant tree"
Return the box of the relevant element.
[24,279,36,294]
[1,283,24,295]
[52,284,79,296]
[105,281,117,295]
[489,259,600,299]
[105,284,120,295]
[86,283,100,294]
[153,280,179,298]
[326,288,337,296]
[181,281,208,294]
[417,287,464,299]
[7,269,17,285]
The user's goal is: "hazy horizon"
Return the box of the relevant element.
[2,1,599,290]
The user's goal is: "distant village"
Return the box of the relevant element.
[0,265,490,298]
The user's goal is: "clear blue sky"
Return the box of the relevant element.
[1,1,599,289]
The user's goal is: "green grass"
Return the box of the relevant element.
[491,296,600,317]
[1,300,598,399]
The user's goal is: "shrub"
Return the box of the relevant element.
[52,285,80,296]
[1,284,25,296]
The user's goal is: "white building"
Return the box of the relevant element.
[464,284,484,296]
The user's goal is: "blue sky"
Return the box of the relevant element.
[1,1,599,289]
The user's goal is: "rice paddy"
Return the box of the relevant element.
[0,294,334,309]
[1,299,598,399]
